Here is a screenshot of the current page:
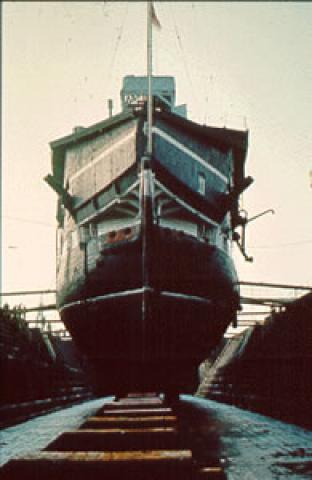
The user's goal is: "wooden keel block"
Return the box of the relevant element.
[101,401,165,411]
[98,407,173,416]
[121,393,160,399]
[114,396,163,404]
[0,450,193,480]
[46,427,186,451]
[197,466,227,479]
[81,415,178,429]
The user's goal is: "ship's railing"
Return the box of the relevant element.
[0,289,69,338]
[2,282,311,339]
[227,280,312,336]
[123,96,172,114]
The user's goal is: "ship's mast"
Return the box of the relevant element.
[140,2,155,363]
[147,1,153,156]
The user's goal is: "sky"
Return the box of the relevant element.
[2,1,312,313]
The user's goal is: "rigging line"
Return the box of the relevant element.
[106,3,129,96]
[249,239,312,249]
[170,4,195,94]
[2,215,55,228]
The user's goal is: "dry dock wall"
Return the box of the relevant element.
[0,305,91,424]
[198,292,312,429]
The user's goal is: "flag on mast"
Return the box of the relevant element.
[151,2,161,29]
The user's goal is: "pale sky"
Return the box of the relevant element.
[2,2,312,311]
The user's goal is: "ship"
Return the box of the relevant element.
[45,73,252,396]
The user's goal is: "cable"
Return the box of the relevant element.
[249,239,312,249]
[2,215,55,228]
[106,3,129,97]
[170,4,195,95]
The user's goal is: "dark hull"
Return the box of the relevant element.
[59,227,239,394]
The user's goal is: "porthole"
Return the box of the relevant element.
[108,231,117,239]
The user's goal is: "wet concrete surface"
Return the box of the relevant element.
[1,395,311,479]
[179,396,312,479]
[0,398,110,467]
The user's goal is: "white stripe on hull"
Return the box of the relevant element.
[154,179,219,227]
[153,126,228,184]
[69,129,136,185]
[59,287,212,313]
[77,179,140,226]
